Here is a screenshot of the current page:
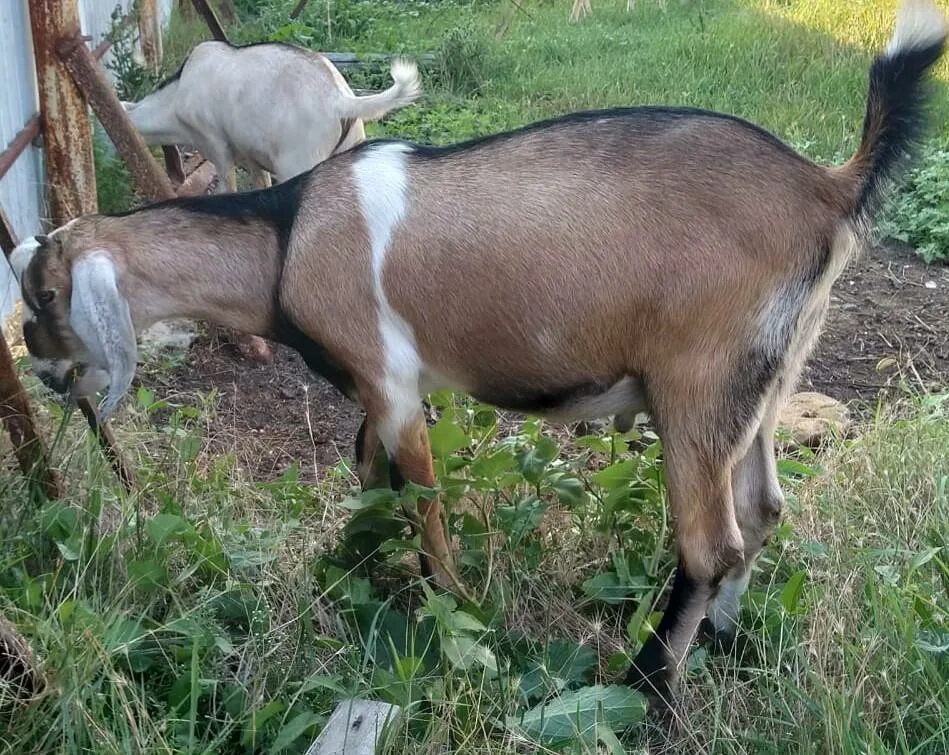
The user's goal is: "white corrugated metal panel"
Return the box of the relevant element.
[0,0,44,318]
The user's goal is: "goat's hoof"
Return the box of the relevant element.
[698,617,737,653]
[236,335,274,364]
[626,638,677,708]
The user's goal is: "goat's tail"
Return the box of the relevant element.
[840,0,947,225]
[342,58,422,121]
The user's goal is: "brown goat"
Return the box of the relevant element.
[10,0,946,702]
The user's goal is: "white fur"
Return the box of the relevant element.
[886,0,947,56]
[126,43,421,192]
[10,236,40,286]
[352,143,423,452]
[706,568,751,634]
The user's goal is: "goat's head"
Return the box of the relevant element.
[11,227,137,421]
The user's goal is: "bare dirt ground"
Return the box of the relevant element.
[137,241,949,482]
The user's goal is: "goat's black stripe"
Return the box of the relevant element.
[273,318,356,401]
[352,105,806,163]
[107,170,308,256]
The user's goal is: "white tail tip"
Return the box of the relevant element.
[886,0,948,56]
[389,57,422,101]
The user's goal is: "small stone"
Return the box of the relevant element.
[924,280,937,289]
[778,392,850,450]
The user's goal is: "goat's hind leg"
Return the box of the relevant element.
[625,380,760,703]
[703,395,785,648]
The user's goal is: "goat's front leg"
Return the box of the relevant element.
[370,403,467,597]
[626,425,745,703]
[355,415,392,490]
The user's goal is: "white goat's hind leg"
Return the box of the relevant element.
[704,396,785,644]
[202,142,237,194]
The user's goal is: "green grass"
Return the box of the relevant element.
[5,1,948,752]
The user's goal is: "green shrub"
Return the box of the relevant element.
[104,5,158,101]
[433,24,492,97]
[880,146,949,263]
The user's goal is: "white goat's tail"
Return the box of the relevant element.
[342,58,422,121]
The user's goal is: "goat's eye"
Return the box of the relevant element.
[37,290,55,306]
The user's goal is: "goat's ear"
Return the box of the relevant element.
[69,254,137,421]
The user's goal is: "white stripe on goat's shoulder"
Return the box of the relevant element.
[352,142,423,451]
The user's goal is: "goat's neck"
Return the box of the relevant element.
[116,211,284,338]
[125,83,185,145]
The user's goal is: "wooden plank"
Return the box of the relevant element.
[56,33,175,203]
[176,159,216,197]
[138,0,163,73]
[305,699,401,755]
[191,0,229,43]
[28,0,97,227]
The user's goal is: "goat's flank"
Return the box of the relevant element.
[11,0,946,703]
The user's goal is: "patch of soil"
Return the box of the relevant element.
[802,241,949,402]
[139,242,949,482]
[139,333,363,482]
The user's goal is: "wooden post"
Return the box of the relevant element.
[305,700,401,755]
[191,0,229,42]
[27,0,97,228]
[215,0,240,25]
[56,33,175,203]
[137,0,163,73]
[0,208,62,501]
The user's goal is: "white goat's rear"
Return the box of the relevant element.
[11,0,946,708]
[124,42,421,192]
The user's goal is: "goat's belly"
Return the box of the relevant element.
[463,373,647,422]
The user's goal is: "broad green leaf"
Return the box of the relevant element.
[428,417,469,459]
[128,558,168,591]
[507,684,646,744]
[517,437,559,483]
[442,634,498,673]
[145,513,190,546]
[242,700,286,746]
[915,631,949,654]
[909,546,941,573]
[296,674,347,696]
[777,458,818,479]
[581,572,647,605]
[780,570,806,614]
[549,474,587,507]
[592,460,638,490]
[470,449,516,480]
[268,711,323,754]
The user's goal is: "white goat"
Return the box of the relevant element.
[10,1,945,705]
[123,41,422,192]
